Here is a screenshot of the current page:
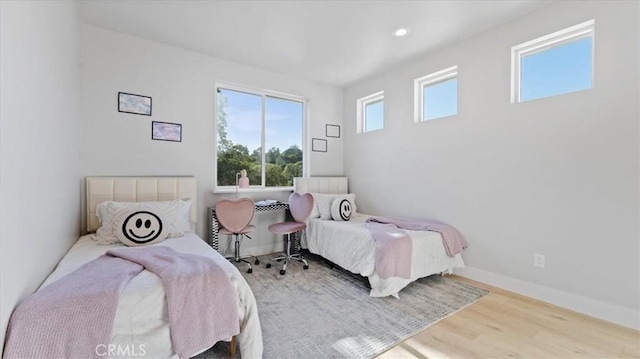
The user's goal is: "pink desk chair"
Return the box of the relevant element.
[265,192,314,275]
[215,198,259,273]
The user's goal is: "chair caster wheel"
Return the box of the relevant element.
[247,268,253,274]
[266,263,272,269]
[303,265,309,270]
[255,259,260,265]
[279,270,286,275]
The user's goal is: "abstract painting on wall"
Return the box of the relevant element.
[152,121,181,142]
[118,92,152,116]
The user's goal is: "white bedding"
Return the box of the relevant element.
[304,214,465,297]
[41,233,263,359]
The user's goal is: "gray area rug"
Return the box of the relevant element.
[195,253,488,359]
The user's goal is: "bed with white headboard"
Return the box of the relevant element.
[85,177,199,234]
[294,177,465,298]
[6,177,262,358]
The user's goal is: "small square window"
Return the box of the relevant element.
[357,91,384,133]
[414,66,458,122]
[512,19,594,103]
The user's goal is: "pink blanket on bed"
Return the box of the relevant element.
[365,220,413,279]
[365,216,468,279]
[367,216,468,257]
[3,246,239,359]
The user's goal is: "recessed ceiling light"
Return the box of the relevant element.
[393,28,410,37]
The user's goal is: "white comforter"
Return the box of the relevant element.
[40,233,263,359]
[304,214,465,297]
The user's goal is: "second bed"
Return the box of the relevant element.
[295,177,465,298]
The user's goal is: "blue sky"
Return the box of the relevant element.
[521,36,592,101]
[365,100,384,131]
[265,96,303,153]
[424,78,457,120]
[219,88,303,153]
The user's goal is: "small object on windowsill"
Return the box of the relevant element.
[238,169,249,188]
[255,199,278,206]
[235,169,250,199]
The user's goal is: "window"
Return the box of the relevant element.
[414,66,458,122]
[357,91,384,133]
[216,84,306,189]
[511,19,594,103]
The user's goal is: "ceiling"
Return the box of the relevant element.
[78,0,550,88]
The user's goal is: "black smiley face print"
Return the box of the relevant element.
[339,199,352,221]
[121,211,164,244]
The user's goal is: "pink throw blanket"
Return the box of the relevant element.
[365,219,413,279]
[365,216,468,279]
[3,246,239,359]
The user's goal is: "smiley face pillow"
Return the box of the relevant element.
[114,209,169,246]
[330,195,354,221]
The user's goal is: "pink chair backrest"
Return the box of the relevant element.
[289,192,314,223]
[215,198,255,233]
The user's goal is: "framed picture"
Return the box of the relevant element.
[118,92,152,116]
[326,124,340,138]
[152,121,182,142]
[312,138,327,152]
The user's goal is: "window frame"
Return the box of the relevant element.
[214,82,308,191]
[511,19,595,104]
[413,65,458,123]
[356,91,384,133]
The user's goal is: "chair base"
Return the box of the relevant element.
[266,232,309,275]
[226,256,260,273]
[225,234,258,274]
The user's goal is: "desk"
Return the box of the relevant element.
[208,202,300,253]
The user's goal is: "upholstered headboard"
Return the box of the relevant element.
[293,177,348,194]
[85,177,197,233]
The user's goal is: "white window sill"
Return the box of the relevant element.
[213,186,294,194]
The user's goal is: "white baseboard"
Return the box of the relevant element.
[455,266,640,330]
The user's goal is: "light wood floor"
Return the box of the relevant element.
[378,276,640,358]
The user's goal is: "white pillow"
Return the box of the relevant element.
[310,193,357,220]
[95,199,192,244]
[312,193,335,220]
[114,209,169,247]
[330,195,354,221]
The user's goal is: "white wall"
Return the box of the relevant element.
[80,25,344,254]
[343,1,639,328]
[0,0,81,348]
